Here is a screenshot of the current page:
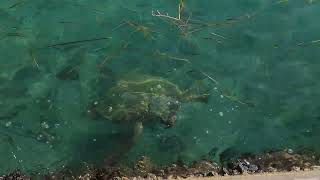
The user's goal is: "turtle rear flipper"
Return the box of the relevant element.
[180,88,211,103]
[183,93,210,103]
[180,80,211,103]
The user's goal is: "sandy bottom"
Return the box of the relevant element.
[186,169,320,180]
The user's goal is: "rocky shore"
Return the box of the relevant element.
[1,149,319,180]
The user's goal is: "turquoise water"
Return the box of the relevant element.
[1,0,320,174]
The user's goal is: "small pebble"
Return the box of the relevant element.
[5,121,12,127]
[291,166,301,171]
[41,121,50,129]
[287,148,294,154]
[37,134,44,141]
[147,173,157,180]
[108,106,113,112]
[220,95,224,98]
[94,101,98,105]
[219,112,224,117]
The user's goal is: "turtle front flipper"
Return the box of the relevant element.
[103,121,143,166]
[132,121,143,143]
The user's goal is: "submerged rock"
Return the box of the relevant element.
[0,170,30,180]
[3,149,320,179]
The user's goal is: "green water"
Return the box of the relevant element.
[1,0,320,174]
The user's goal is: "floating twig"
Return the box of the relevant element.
[46,37,112,48]
[210,32,226,39]
[196,70,219,84]
[112,21,128,31]
[153,51,191,63]
[125,21,157,39]
[152,0,184,21]
[0,32,26,40]
[297,39,320,46]
[98,56,113,68]
[8,0,26,9]
[29,48,40,70]
[221,91,256,107]
[152,10,181,21]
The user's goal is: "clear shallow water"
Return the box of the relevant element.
[0,0,320,175]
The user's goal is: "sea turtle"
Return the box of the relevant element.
[91,74,210,144]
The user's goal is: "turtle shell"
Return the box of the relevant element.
[95,75,209,127]
[95,76,185,127]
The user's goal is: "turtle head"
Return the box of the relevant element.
[160,112,177,128]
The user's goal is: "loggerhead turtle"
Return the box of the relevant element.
[92,74,210,144]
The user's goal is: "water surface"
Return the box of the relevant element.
[0,0,320,174]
